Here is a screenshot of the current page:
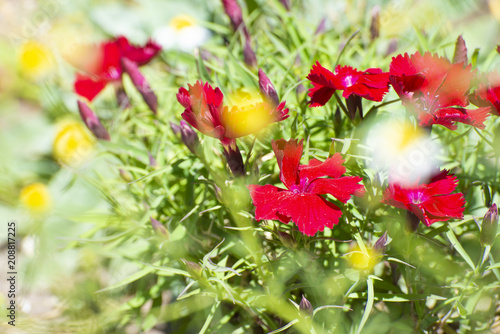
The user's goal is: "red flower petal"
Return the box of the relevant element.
[278,193,342,236]
[272,139,303,189]
[116,36,161,66]
[299,153,346,181]
[248,184,292,223]
[307,176,365,203]
[74,74,108,102]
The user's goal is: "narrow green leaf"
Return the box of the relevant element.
[446,229,475,271]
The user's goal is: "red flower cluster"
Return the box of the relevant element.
[248,139,365,236]
[382,170,465,227]
[306,62,390,107]
[176,81,289,146]
[74,36,161,101]
[389,52,490,130]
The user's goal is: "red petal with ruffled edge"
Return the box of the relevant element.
[306,62,338,107]
[74,74,108,102]
[247,184,292,223]
[307,176,365,203]
[116,36,161,66]
[272,139,303,189]
[277,193,343,236]
[299,153,346,181]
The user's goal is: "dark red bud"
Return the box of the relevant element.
[222,141,245,177]
[121,58,158,114]
[221,0,244,32]
[77,101,110,141]
[370,6,380,40]
[453,35,468,65]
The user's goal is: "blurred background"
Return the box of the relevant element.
[1,0,500,333]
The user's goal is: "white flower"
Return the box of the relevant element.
[153,14,210,52]
[364,118,442,186]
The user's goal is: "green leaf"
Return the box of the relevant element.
[446,229,475,271]
[357,277,374,334]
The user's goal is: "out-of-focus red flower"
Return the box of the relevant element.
[306,62,390,107]
[176,81,289,145]
[470,71,500,116]
[74,36,161,102]
[382,169,465,227]
[248,139,365,236]
[389,51,490,130]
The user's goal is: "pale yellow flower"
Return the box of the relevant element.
[53,121,94,166]
[19,183,52,213]
[347,245,380,272]
[18,41,54,78]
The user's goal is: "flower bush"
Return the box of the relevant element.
[4,0,500,333]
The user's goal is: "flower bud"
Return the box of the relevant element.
[369,6,380,41]
[77,101,110,141]
[345,95,363,123]
[221,0,244,32]
[243,38,257,68]
[373,231,388,254]
[121,58,158,114]
[170,121,200,155]
[222,140,245,177]
[314,18,326,36]
[280,0,290,11]
[258,69,280,107]
[481,204,498,246]
[277,231,295,249]
[182,259,202,279]
[150,217,169,237]
[453,35,468,65]
[147,151,158,168]
[299,295,313,316]
[116,84,130,109]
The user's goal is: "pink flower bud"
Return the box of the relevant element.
[121,58,158,114]
[222,140,245,177]
[170,121,200,155]
[150,217,168,237]
[481,204,498,246]
[77,101,110,140]
[258,69,279,107]
[299,295,313,316]
[221,0,244,31]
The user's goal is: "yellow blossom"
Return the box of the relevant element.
[347,245,381,272]
[222,89,274,138]
[18,41,54,77]
[20,183,52,213]
[53,121,94,166]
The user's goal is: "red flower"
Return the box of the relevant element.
[176,81,289,145]
[306,62,390,107]
[382,169,465,227]
[74,36,161,101]
[248,139,365,236]
[470,71,500,116]
[389,52,490,130]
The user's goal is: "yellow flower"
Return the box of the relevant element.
[222,89,274,138]
[18,41,54,78]
[489,0,500,20]
[53,121,94,166]
[347,245,380,272]
[20,183,52,213]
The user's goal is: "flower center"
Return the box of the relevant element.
[409,191,426,204]
[169,15,197,31]
[290,177,309,194]
[344,75,355,87]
